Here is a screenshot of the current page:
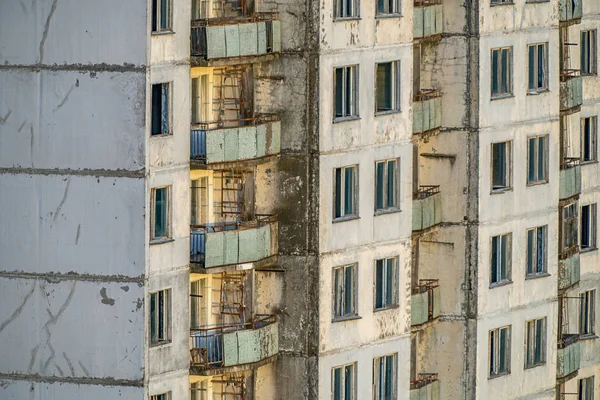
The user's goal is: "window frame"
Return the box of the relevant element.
[527,43,549,93]
[580,290,596,336]
[332,264,358,321]
[525,317,547,369]
[150,289,172,346]
[527,135,548,186]
[373,257,399,311]
[375,61,401,115]
[333,165,359,221]
[561,201,579,255]
[578,376,595,400]
[490,233,512,286]
[489,325,511,378]
[333,65,359,121]
[581,116,598,163]
[491,47,513,98]
[581,204,598,251]
[375,0,400,16]
[151,186,172,242]
[334,0,360,20]
[374,158,400,213]
[152,0,173,33]
[332,362,357,400]
[491,141,512,193]
[526,225,548,277]
[581,30,598,76]
[373,353,397,400]
[151,82,172,136]
[490,0,514,5]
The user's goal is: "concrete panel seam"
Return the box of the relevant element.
[0,270,145,284]
[0,167,145,179]
[0,372,143,388]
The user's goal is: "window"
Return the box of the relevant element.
[489,326,511,377]
[527,135,548,184]
[151,394,171,400]
[151,83,170,135]
[580,290,596,336]
[333,264,357,319]
[373,354,397,400]
[152,0,171,32]
[525,317,546,368]
[191,75,211,124]
[581,204,597,250]
[375,61,400,114]
[561,202,579,253]
[527,226,547,276]
[375,159,399,211]
[581,116,598,162]
[377,0,399,15]
[491,47,513,97]
[334,165,358,220]
[335,0,359,19]
[491,233,511,285]
[579,376,595,400]
[332,363,356,400]
[374,257,398,310]
[581,30,597,75]
[334,66,358,120]
[150,289,171,344]
[152,187,170,240]
[491,141,512,191]
[491,0,513,4]
[527,43,548,92]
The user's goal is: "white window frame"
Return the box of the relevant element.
[334,0,360,19]
[581,30,598,76]
[490,233,512,285]
[527,43,548,93]
[374,257,398,310]
[373,353,397,400]
[489,326,511,377]
[376,0,400,15]
[333,66,359,120]
[525,317,547,368]
[152,0,172,33]
[581,116,598,163]
[526,226,547,276]
[333,165,359,220]
[332,363,357,400]
[374,158,400,212]
[527,135,548,185]
[332,264,358,320]
[150,289,172,345]
[491,141,512,192]
[375,61,400,114]
[580,290,596,336]
[491,47,513,97]
[151,186,172,241]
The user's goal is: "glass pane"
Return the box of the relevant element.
[582,206,590,247]
[528,46,535,90]
[387,160,396,208]
[537,227,545,273]
[385,258,394,306]
[346,68,353,116]
[582,33,588,74]
[334,269,342,317]
[538,45,545,88]
[535,319,543,363]
[491,237,498,283]
[150,293,157,342]
[151,85,162,135]
[377,63,392,111]
[584,118,591,161]
[490,331,496,375]
[161,84,169,134]
[501,49,510,93]
[158,291,165,340]
[376,162,385,210]
[500,235,508,281]
[152,0,158,31]
[335,69,344,117]
[538,137,545,181]
[160,0,169,30]
[492,143,506,188]
[528,138,536,183]
[527,230,534,274]
[377,0,385,13]
[333,368,341,400]
[385,356,394,397]
[155,188,167,238]
[499,328,507,373]
[375,260,383,309]
[344,365,353,400]
[344,167,354,216]
[335,168,342,218]
[492,50,499,95]
[344,266,354,315]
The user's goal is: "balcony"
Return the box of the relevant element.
[413,1,442,41]
[559,0,582,25]
[410,373,440,400]
[413,186,442,232]
[413,90,442,135]
[191,115,280,167]
[190,315,278,374]
[190,215,278,271]
[411,280,440,327]
[559,251,580,291]
[559,158,581,200]
[191,13,280,65]
[557,334,580,381]
[560,71,583,114]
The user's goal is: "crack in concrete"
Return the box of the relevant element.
[77,361,89,377]
[62,353,75,376]
[53,82,76,112]
[28,345,39,372]
[19,0,27,13]
[52,178,70,222]
[17,120,26,133]
[54,364,63,376]
[0,281,36,334]
[38,0,59,63]
[0,110,12,125]
[75,224,81,245]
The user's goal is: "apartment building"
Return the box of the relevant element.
[0,0,598,400]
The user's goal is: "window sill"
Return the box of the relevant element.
[375,109,401,117]
[374,304,400,313]
[490,2,514,7]
[332,315,361,323]
[526,0,550,3]
[524,362,546,370]
[527,89,549,96]
[580,247,598,254]
[490,94,514,101]
[150,340,172,348]
[374,208,402,216]
[489,280,513,289]
[333,116,360,124]
[490,187,512,195]
[150,132,173,138]
[151,30,175,36]
[526,180,548,188]
[333,17,361,22]
[581,160,599,166]
[488,371,511,380]
[579,334,598,341]
[333,215,360,224]
[525,272,550,280]
[375,13,402,19]
[150,238,175,246]
[581,73,598,78]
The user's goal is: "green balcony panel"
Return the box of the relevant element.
[410,380,440,400]
[202,20,280,60]
[414,5,442,39]
[432,286,441,319]
[559,0,582,22]
[413,97,442,134]
[558,253,580,291]
[560,77,583,112]
[204,121,281,164]
[411,291,429,326]
[413,192,442,232]
[557,340,580,379]
[223,321,278,367]
[559,165,581,200]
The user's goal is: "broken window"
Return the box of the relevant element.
[525,317,546,368]
[152,0,171,32]
[580,290,596,336]
[578,376,595,400]
[375,61,400,114]
[491,47,513,97]
[150,289,171,344]
[581,204,597,250]
[581,116,598,162]
[489,326,511,377]
[491,233,511,285]
[152,186,170,240]
[527,135,548,185]
[333,264,357,319]
[335,0,359,19]
[561,201,579,253]
[528,43,548,92]
[332,363,356,400]
[377,0,399,14]
[375,159,399,211]
[334,66,359,120]
[374,257,397,310]
[527,226,547,276]
[491,141,512,191]
[581,30,597,75]
[373,354,397,400]
[334,165,358,219]
[151,83,170,135]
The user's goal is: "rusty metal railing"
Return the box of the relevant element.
[410,373,439,390]
[560,69,580,82]
[413,185,440,200]
[414,0,442,6]
[191,113,280,132]
[414,88,441,102]
[561,156,580,170]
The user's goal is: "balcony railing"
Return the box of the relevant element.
[557,334,580,380]
[190,315,278,371]
[413,0,442,40]
[411,279,440,326]
[559,251,580,291]
[559,158,581,200]
[413,89,442,135]
[559,0,582,24]
[190,215,278,269]
[191,115,280,165]
[410,373,440,400]
[560,71,583,113]
[413,185,442,232]
[191,13,280,61]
